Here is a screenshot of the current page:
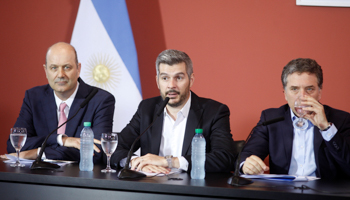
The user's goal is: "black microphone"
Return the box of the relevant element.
[118,97,170,179]
[228,116,285,186]
[156,97,170,116]
[261,116,285,126]
[31,88,99,170]
[80,88,98,108]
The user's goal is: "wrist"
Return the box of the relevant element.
[173,157,180,169]
[22,149,39,160]
[321,122,332,131]
[61,135,68,146]
[62,136,67,146]
[165,155,173,168]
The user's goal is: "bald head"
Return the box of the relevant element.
[45,42,78,68]
[44,42,81,100]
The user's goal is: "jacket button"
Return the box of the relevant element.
[333,141,339,150]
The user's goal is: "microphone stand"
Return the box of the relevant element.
[118,97,169,179]
[228,116,285,186]
[30,110,82,170]
[117,122,155,179]
[227,129,254,186]
[31,88,98,170]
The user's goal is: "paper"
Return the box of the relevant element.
[3,154,73,166]
[43,159,77,164]
[141,168,182,177]
[241,174,320,182]
[3,154,34,164]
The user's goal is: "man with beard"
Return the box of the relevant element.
[111,49,235,174]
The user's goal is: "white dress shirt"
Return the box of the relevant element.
[159,93,191,171]
[120,94,192,171]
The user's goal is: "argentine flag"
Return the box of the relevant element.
[71,0,142,132]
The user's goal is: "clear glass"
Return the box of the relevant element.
[101,132,118,173]
[293,97,309,130]
[10,127,27,167]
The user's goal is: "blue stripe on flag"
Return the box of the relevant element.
[91,0,142,95]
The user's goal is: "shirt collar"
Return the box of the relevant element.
[164,92,192,118]
[290,107,297,121]
[54,82,80,110]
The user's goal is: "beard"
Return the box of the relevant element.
[160,85,190,108]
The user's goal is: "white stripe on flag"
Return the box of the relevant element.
[71,0,142,132]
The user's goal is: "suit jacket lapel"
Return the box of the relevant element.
[150,99,164,155]
[182,92,203,156]
[42,86,59,133]
[313,125,323,176]
[282,107,294,171]
[65,79,89,137]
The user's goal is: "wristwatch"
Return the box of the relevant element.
[321,122,332,132]
[165,155,173,168]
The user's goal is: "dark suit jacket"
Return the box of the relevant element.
[111,92,235,172]
[7,78,115,163]
[241,104,350,179]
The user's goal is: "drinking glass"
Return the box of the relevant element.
[101,132,118,173]
[10,127,27,167]
[293,97,309,130]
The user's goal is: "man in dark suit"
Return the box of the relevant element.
[241,58,350,179]
[4,42,115,163]
[111,49,235,173]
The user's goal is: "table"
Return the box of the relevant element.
[0,161,349,200]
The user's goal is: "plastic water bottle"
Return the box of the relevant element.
[79,122,94,171]
[191,129,206,179]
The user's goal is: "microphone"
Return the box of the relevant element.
[261,116,285,126]
[80,88,98,108]
[227,116,285,186]
[31,88,99,170]
[118,97,170,179]
[156,97,170,116]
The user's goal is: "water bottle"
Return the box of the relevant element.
[191,128,206,179]
[79,122,94,171]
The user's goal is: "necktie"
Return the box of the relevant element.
[57,103,67,134]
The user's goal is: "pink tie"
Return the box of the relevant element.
[57,103,67,134]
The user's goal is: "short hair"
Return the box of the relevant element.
[281,58,323,89]
[155,49,193,77]
[45,42,79,68]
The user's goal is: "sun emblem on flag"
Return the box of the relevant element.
[84,53,121,91]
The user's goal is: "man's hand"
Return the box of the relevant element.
[242,155,269,175]
[141,164,171,174]
[131,153,176,171]
[62,136,101,153]
[301,96,329,130]
[1,149,39,160]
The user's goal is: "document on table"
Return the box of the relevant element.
[3,154,34,164]
[3,154,76,166]
[241,174,320,181]
[141,168,182,177]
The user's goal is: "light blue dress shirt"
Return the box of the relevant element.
[288,109,337,176]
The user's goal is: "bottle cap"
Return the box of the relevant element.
[84,122,91,127]
[195,129,203,134]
